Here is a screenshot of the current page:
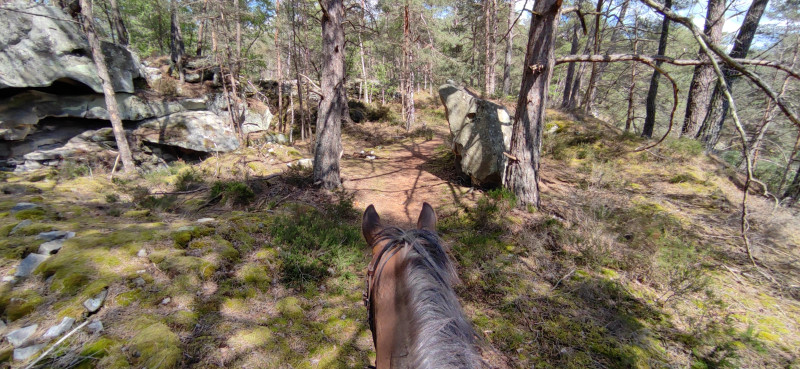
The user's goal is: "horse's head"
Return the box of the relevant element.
[361,202,437,252]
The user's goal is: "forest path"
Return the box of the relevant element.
[339,114,477,228]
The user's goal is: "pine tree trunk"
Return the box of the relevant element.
[503,0,562,209]
[290,0,306,141]
[696,0,769,151]
[580,0,605,115]
[561,24,580,108]
[79,0,135,173]
[108,0,128,46]
[196,0,208,56]
[313,0,346,189]
[275,0,284,133]
[784,164,800,204]
[501,0,515,96]
[484,0,498,96]
[403,4,415,131]
[641,0,671,138]
[681,0,726,137]
[170,0,185,83]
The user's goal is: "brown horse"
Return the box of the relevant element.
[362,203,482,368]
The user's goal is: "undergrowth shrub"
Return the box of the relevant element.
[174,169,204,191]
[210,181,255,206]
[658,138,703,160]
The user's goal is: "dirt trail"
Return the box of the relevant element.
[341,124,474,228]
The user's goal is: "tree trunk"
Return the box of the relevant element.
[196,0,208,56]
[561,24,580,108]
[696,0,769,150]
[680,0,726,137]
[625,19,639,132]
[484,0,498,96]
[170,0,185,83]
[641,0,671,138]
[79,0,135,173]
[403,4,415,131]
[235,0,242,76]
[501,0,515,96]
[290,0,306,141]
[784,163,800,204]
[579,0,605,115]
[503,0,562,209]
[108,0,128,46]
[275,0,284,133]
[313,0,346,189]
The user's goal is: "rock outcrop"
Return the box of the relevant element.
[134,111,240,153]
[0,1,143,94]
[439,83,512,187]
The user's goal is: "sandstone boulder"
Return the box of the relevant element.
[438,83,512,187]
[134,111,240,153]
[0,1,143,94]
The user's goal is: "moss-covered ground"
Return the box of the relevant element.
[0,98,798,368]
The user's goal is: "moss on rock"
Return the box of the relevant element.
[129,318,181,369]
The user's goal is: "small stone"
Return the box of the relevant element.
[340,314,346,320]
[2,276,15,282]
[196,218,215,224]
[8,220,33,236]
[366,155,376,160]
[87,320,103,334]
[35,231,74,241]
[38,239,64,255]
[42,317,75,340]
[137,249,147,258]
[0,319,6,333]
[6,324,38,347]
[177,225,196,233]
[83,289,108,313]
[13,344,45,361]
[160,297,171,305]
[10,203,40,213]
[133,277,146,287]
[14,253,49,277]
[136,269,146,274]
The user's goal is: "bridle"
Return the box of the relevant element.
[363,238,408,343]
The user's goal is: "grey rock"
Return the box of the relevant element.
[289,158,313,169]
[42,317,75,340]
[160,297,171,305]
[177,225,196,233]
[10,203,40,213]
[0,319,5,333]
[439,83,512,187]
[38,239,65,255]
[1,276,15,283]
[14,253,49,277]
[196,218,215,224]
[13,344,45,361]
[207,92,273,135]
[9,220,33,235]
[87,320,103,334]
[0,1,141,94]
[137,249,147,258]
[133,277,146,288]
[133,111,240,153]
[6,324,38,347]
[35,231,75,242]
[83,289,108,313]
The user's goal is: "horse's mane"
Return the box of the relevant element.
[376,227,482,369]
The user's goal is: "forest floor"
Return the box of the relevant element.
[1,94,799,368]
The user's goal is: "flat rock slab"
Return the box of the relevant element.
[14,253,49,277]
[42,317,75,340]
[13,344,45,361]
[87,320,103,334]
[35,231,75,241]
[6,324,38,347]
[38,239,64,255]
[8,220,33,236]
[83,289,108,313]
[10,203,40,213]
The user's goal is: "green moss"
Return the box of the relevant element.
[276,296,304,319]
[172,230,193,248]
[129,318,181,369]
[236,263,272,291]
[167,310,198,329]
[115,290,142,307]
[227,326,273,352]
[2,289,44,321]
[8,222,54,236]
[14,208,46,220]
[122,209,150,218]
[81,337,117,358]
[159,256,216,280]
[757,331,780,342]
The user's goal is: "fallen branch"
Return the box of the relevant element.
[24,320,91,369]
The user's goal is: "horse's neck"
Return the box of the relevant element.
[374,247,412,369]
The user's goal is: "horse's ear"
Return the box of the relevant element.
[362,204,382,246]
[417,202,437,231]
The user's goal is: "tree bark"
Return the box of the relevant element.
[484,0,498,96]
[79,0,135,173]
[108,0,128,46]
[503,0,562,209]
[784,163,800,204]
[561,24,581,108]
[681,0,726,137]
[275,0,284,133]
[290,0,307,141]
[501,0,515,95]
[313,0,346,189]
[402,4,415,131]
[579,0,605,115]
[170,0,186,83]
[641,0,671,138]
[626,16,639,132]
[196,0,208,56]
[696,0,769,150]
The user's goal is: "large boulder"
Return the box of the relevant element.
[133,111,240,153]
[207,93,273,135]
[0,1,143,94]
[439,83,512,187]
[0,91,204,141]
